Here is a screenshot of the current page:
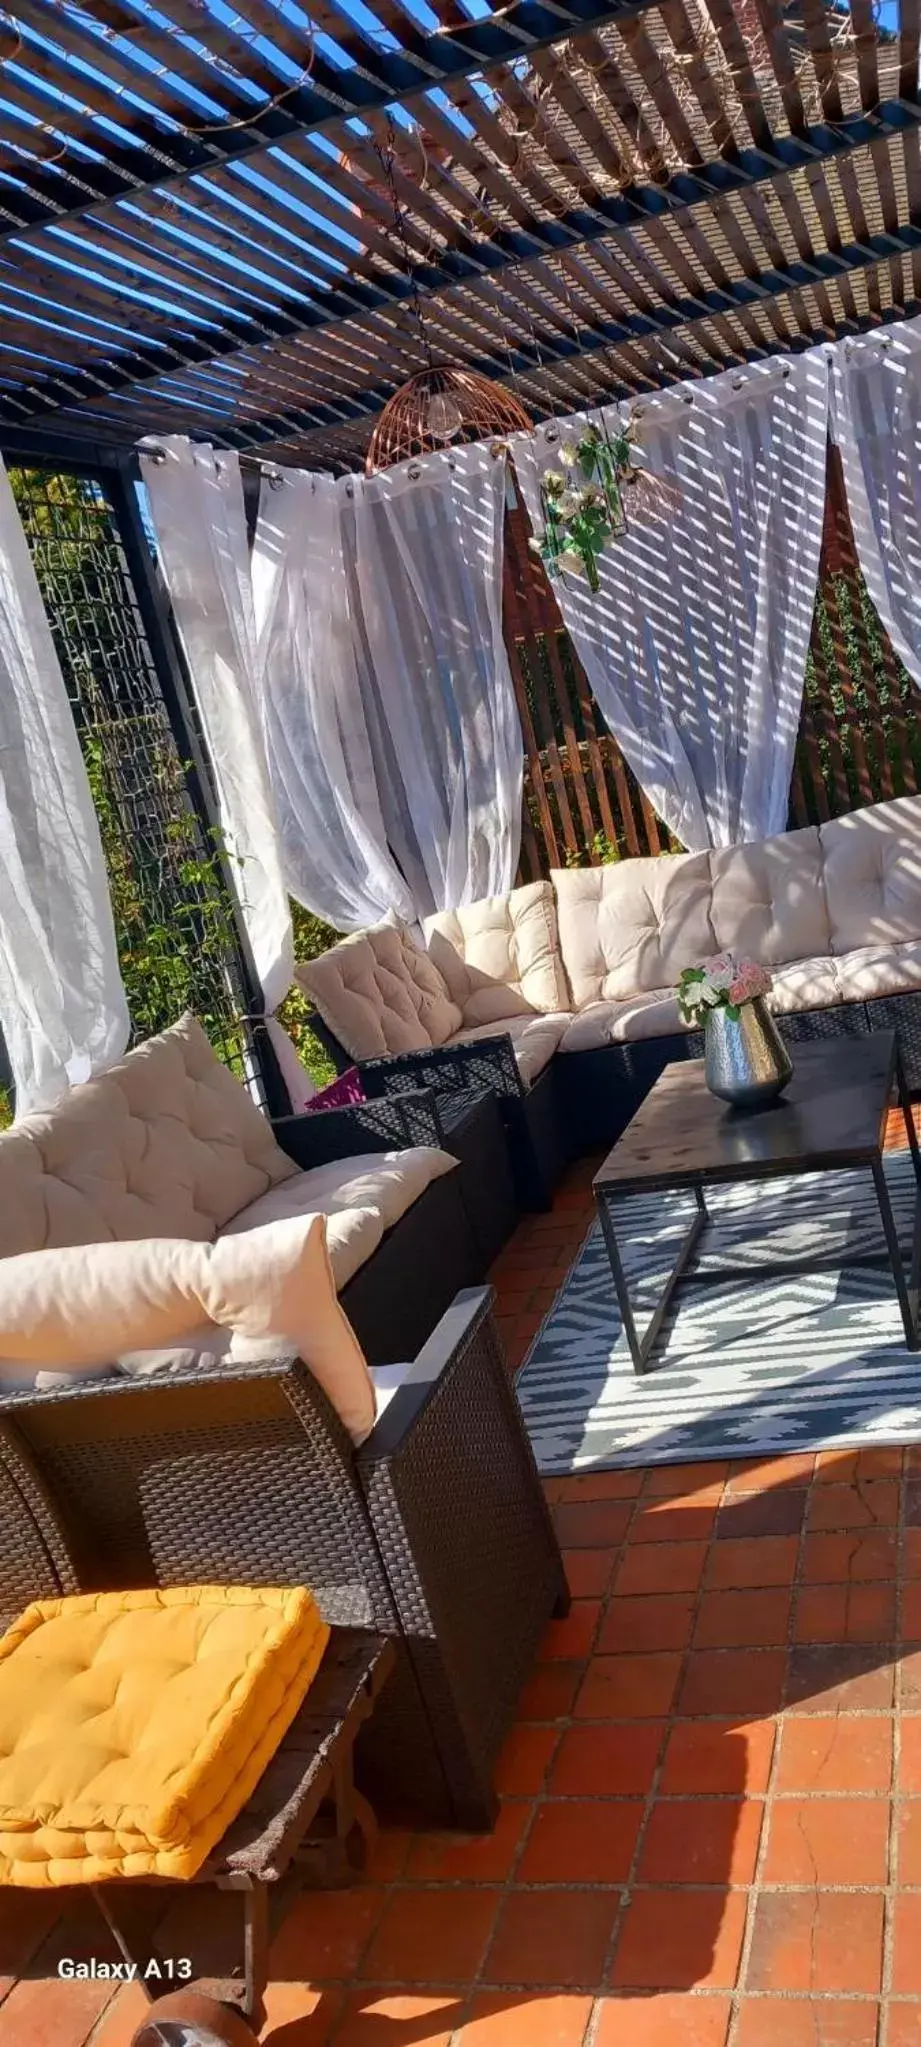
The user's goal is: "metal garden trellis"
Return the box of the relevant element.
[2,445,290,1112]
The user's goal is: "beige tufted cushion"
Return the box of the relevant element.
[295,925,462,1060]
[449,1013,571,1085]
[768,955,842,1014]
[0,1214,377,1444]
[772,941,921,1012]
[559,992,687,1050]
[0,1014,296,1260]
[553,854,715,1006]
[820,795,921,955]
[425,882,571,1023]
[709,826,831,965]
[221,1147,458,1288]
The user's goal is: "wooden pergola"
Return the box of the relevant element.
[0,0,917,472]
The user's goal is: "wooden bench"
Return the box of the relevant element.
[91,1630,393,2046]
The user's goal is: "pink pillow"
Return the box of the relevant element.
[306,1067,365,1113]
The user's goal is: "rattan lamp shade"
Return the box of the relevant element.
[366,366,533,473]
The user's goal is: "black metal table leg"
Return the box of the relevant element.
[596,1187,707,1376]
[872,1156,920,1350]
[895,1045,921,1191]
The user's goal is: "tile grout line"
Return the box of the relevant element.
[723,1452,817,2046]
[879,1448,907,2047]
[593,1459,744,2011]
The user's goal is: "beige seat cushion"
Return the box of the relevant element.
[834,940,921,1001]
[425,882,571,1023]
[770,942,921,1013]
[559,991,688,1051]
[221,1147,458,1287]
[709,826,830,965]
[450,1014,571,1086]
[0,1214,376,1443]
[0,1015,295,1261]
[553,855,715,1006]
[295,925,462,1060]
[768,955,842,1014]
[820,795,921,955]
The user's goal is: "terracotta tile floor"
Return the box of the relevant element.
[5,1116,921,2046]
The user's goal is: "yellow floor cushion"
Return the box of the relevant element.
[0,1584,329,1887]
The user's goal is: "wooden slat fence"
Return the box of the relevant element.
[504,446,921,878]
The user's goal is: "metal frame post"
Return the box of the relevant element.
[105,459,291,1118]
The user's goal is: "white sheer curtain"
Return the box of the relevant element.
[251,470,415,932]
[139,437,314,1109]
[512,351,829,849]
[0,458,129,1117]
[342,442,522,913]
[832,319,921,694]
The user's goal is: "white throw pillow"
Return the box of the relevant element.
[0,1214,376,1442]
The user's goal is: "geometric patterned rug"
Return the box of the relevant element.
[516,1148,921,1473]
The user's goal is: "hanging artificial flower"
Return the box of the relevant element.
[531,417,647,591]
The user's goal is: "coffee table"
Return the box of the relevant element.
[593,1031,921,1374]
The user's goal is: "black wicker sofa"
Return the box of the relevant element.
[298,795,921,1163]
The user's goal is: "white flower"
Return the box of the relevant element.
[705,953,736,992]
[559,548,584,574]
[557,490,580,518]
[560,442,577,467]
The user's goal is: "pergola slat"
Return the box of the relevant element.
[5,95,921,439]
[0,0,915,468]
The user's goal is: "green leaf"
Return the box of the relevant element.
[725,1004,741,1022]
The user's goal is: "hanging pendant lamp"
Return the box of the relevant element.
[365,363,534,474]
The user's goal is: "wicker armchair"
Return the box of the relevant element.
[0,1288,568,1832]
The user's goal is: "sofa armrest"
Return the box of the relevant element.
[356,1286,568,1800]
[272,1090,443,1168]
[358,1286,495,1459]
[360,1036,525,1106]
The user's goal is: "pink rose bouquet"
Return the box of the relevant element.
[678,953,773,1027]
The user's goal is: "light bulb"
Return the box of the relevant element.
[424,389,464,443]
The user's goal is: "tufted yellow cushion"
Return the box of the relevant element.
[0,1015,296,1261]
[0,1586,329,1887]
[296,924,462,1059]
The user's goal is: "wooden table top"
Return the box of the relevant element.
[594,1032,898,1195]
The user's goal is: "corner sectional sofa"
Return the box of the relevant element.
[298,793,921,1181]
